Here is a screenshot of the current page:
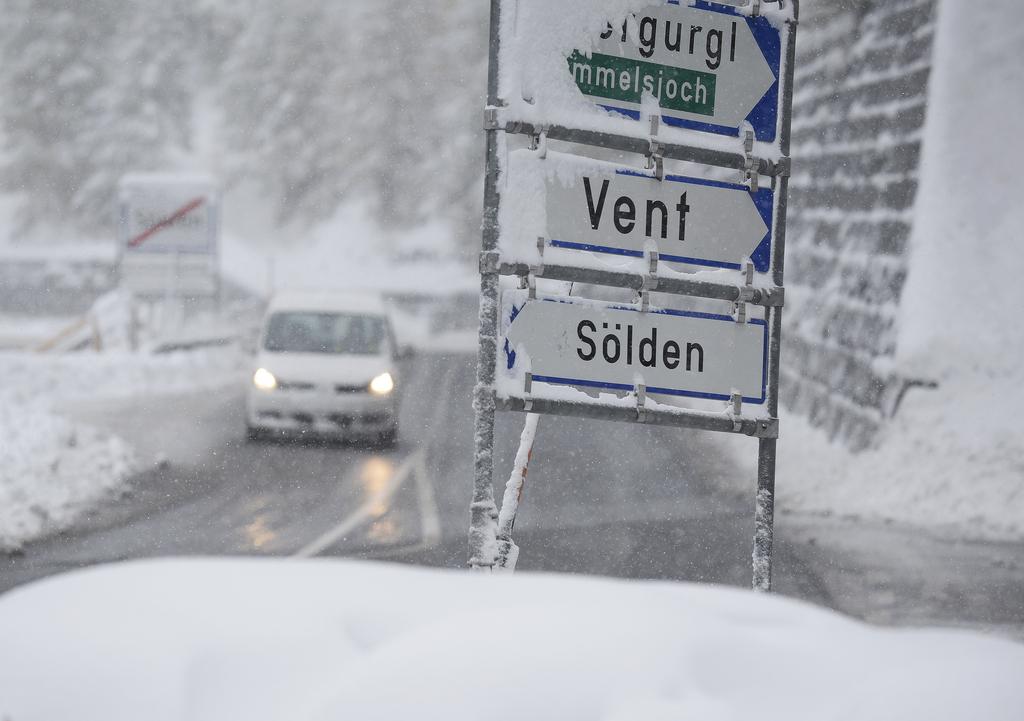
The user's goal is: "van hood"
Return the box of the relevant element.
[255,351,392,387]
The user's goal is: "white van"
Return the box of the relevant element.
[246,290,401,446]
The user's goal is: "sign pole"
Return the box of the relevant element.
[473,0,798,585]
[468,0,504,570]
[753,1,798,592]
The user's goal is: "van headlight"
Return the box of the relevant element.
[253,368,277,391]
[369,372,394,396]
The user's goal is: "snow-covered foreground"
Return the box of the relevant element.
[0,559,1021,721]
[0,348,242,550]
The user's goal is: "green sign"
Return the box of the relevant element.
[568,51,717,117]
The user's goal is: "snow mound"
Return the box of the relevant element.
[0,348,242,549]
[0,558,1021,720]
[0,403,132,550]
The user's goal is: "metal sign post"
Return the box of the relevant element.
[470,0,798,589]
[467,0,504,569]
[753,3,799,593]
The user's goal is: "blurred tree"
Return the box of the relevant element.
[0,0,487,253]
[0,0,198,237]
[223,0,487,255]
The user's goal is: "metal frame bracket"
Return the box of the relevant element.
[479,250,500,274]
[639,290,651,313]
[730,392,743,431]
[734,259,755,323]
[637,250,659,312]
[523,372,533,412]
[760,285,785,307]
[753,418,780,439]
[742,130,761,192]
[530,127,549,159]
[636,383,647,423]
[647,249,660,279]
[523,237,545,299]
[646,138,665,181]
[761,0,790,14]
[483,106,500,131]
[734,299,747,325]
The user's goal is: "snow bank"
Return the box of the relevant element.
[0,348,242,549]
[772,403,1024,540]
[0,558,1021,720]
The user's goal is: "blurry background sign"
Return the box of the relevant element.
[117,173,220,298]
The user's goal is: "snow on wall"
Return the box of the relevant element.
[783,0,937,449]
[898,0,1024,367]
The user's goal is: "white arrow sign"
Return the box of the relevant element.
[502,293,767,404]
[545,162,773,272]
[569,1,781,140]
[499,149,773,272]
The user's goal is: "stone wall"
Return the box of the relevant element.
[783,0,938,449]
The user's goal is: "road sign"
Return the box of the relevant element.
[470,0,798,588]
[502,293,767,404]
[117,173,220,298]
[568,0,782,141]
[537,155,773,272]
[118,174,218,255]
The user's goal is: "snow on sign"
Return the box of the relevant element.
[568,0,782,141]
[118,173,219,255]
[502,150,773,272]
[502,292,767,404]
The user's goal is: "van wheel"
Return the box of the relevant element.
[246,425,263,442]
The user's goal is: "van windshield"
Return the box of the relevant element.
[263,312,387,355]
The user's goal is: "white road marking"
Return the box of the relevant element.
[408,358,452,550]
[292,448,424,558]
[294,358,453,559]
[414,449,441,546]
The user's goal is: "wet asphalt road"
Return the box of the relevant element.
[2,352,1023,639]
